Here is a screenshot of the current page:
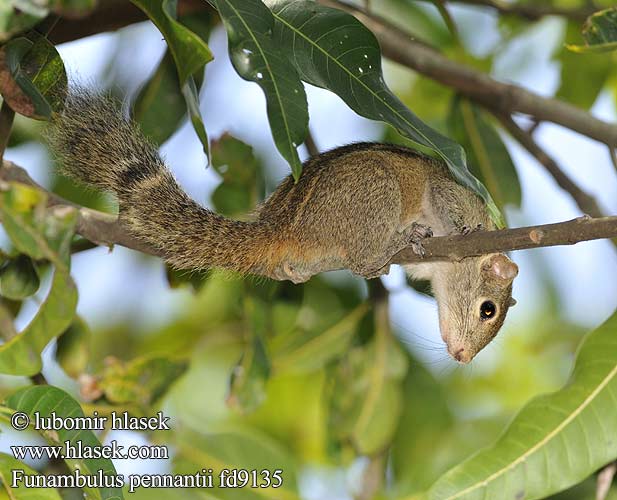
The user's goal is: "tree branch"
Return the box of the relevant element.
[0,160,161,258]
[417,0,595,22]
[3,161,617,270]
[391,215,617,265]
[318,0,617,148]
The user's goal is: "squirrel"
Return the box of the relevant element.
[46,88,518,363]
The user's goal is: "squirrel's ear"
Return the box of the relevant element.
[484,254,518,282]
[509,297,517,307]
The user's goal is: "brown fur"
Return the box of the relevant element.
[47,88,517,362]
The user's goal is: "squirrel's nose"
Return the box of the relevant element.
[449,346,472,364]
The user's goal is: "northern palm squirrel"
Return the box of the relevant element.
[47,89,518,363]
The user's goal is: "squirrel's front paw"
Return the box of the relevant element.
[408,222,433,257]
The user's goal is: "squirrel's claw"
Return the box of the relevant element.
[461,223,484,235]
[409,222,433,257]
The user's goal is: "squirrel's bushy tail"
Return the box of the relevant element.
[47,88,273,274]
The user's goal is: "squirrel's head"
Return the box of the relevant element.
[432,253,518,363]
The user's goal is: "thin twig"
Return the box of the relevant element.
[496,113,604,219]
[0,101,15,162]
[391,215,617,265]
[597,462,617,500]
[304,128,320,157]
[609,145,617,175]
[416,0,595,22]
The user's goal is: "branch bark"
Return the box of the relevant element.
[417,0,595,22]
[3,160,617,269]
[0,160,160,258]
[391,215,617,265]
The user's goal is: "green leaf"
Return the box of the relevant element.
[567,7,617,53]
[425,308,617,500]
[99,355,189,407]
[5,385,123,500]
[0,452,63,499]
[448,97,521,210]
[0,254,39,300]
[328,305,408,455]
[130,0,213,156]
[391,355,454,495]
[266,0,502,226]
[557,22,613,109]
[228,334,271,413]
[0,183,78,376]
[0,33,67,120]
[211,133,265,216]
[213,0,308,179]
[181,75,209,156]
[0,2,45,43]
[0,183,74,268]
[56,316,91,379]
[0,267,77,376]
[130,0,213,85]
[174,427,299,500]
[270,302,369,374]
[133,50,187,145]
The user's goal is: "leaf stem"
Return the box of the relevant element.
[0,101,15,162]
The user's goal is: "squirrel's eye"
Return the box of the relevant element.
[480,301,496,320]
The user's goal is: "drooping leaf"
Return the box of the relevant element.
[131,0,213,156]
[0,254,39,300]
[0,183,78,376]
[425,308,617,500]
[98,355,189,407]
[5,385,123,500]
[265,0,502,226]
[133,50,187,145]
[134,11,215,146]
[557,22,613,109]
[328,304,408,455]
[0,452,63,499]
[567,7,617,53]
[211,133,265,217]
[181,75,209,156]
[0,32,67,120]
[130,0,213,85]
[56,316,91,379]
[213,0,309,179]
[448,97,521,210]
